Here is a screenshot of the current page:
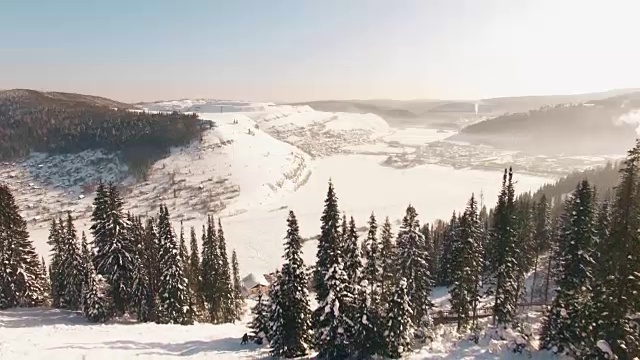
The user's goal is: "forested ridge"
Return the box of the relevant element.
[0,89,203,171]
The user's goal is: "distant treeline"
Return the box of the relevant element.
[0,90,203,175]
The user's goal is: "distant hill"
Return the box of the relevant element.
[450,91,640,155]
[0,89,132,109]
[290,89,640,129]
[0,89,201,176]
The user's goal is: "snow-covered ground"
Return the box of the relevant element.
[0,99,555,278]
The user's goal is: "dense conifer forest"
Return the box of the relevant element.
[0,90,203,174]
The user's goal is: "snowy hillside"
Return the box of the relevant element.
[0,99,556,278]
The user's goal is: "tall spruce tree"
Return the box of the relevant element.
[188,226,201,302]
[83,257,113,323]
[541,180,597,356]
[530,195,551,304]
[0,184,45,308]
[91,184,134,315]
[47,218,65,308]
[379,216,395,307]
[130,216,153,322]
[492,168,520,326]
[270,211,313,358]
[343,216,362,286]
[231,250,244,321]
[249,292,270,345]
[590,141,640,358]
[60,212,84,310]
[383,277,414,359]
[396,205,433,332]
[363,213,382,305]
[352,279,383,358]
[217,219,234,323]
[201,216,221,322]
[156,205,192,325]
[315,261,353,360]
[449,194,483,331]
[314,180,341,304]
[142,217,160,321]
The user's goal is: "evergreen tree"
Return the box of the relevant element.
[314,180,341,304]
[201,216,221,323]
[541,180,597,356]
[83,258,113,323]
[383,278,413,359]
[217,219,234,323]
[142,217,160,321]
[270,211,313,358]
[0,184,45,308]
[449,194,483,331]
[439,212,459,287]
[492,168,520,326]
[130,217,153,322]
[530,195,551,304]
[46,218,65,308]
[379,216,395,307]
[362,213,382,306]
[315,262,353,360]
[231,250,244,321]
[590,141,640,358]
[249,293,270,345]
[60,212,84,310]
[396,205,433,331]
[179,221,189,276]
[156,205,192,325]
[91,184,135,315]
[352,279,383,358]
[40,257,51,305]
[188,226,201,302]
[343,216,362,285]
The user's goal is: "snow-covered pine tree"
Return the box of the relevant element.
[362,213,382,306]
[230,249,244,321]
[47,218,65,308]
[492,168,520,326]
[270,211,313,358]
[0,184,45,308]
[420,224,435,280]
[130,216,153,322]
[315,261,354,360]
[156,205,192,325]
[178,221,189,277]
[92,184,135,315]
[216,218,235,323]
[249,292,270,345]
[449,194,483,331]
[529,194,551,304]
[541,180,597,356]
[379,216,395,308]
[352,279,383,358]
[314,180,341,304]
[201,216,222,323]
[383,277,414,359]
[589,140,640,359]
[438,212,458,287]
[188,226,201,304]
[396,205,433,333]
[343,216,362,285]
[83,257,113,323]
[40,257,51,306]
[142,217,160,321]
[60,212,85,310]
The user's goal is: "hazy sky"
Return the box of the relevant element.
[1,0,639,102]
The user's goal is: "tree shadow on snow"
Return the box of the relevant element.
[0,307,134,328]
[49,339,267,358]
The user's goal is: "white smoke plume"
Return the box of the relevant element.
[615,109,640,135]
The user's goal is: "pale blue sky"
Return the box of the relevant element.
[1,0,639,102]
